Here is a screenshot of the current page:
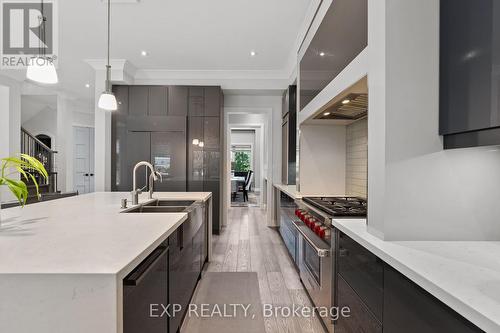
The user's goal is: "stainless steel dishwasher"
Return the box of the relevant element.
[123,243,169,333]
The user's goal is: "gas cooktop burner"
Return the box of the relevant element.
[302,196,367,217]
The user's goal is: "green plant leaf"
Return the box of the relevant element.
[0,154,49,205]
[3,178,28,206]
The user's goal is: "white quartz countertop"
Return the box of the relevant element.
[332,218,500,333]
[0,192,211,276]
[273,183,344,200]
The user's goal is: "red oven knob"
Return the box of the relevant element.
[315,223,323,234]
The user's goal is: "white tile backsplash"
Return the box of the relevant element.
[346,118,368,198]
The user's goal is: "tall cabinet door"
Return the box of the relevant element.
[188,117,204,191]
[124,131,151,191]
[203,89,222,233]
[151,131,187,192]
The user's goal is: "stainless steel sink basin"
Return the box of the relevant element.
[124,206,189,213]
[144,200,196,207]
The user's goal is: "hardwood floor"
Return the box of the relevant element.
[203,207,326,333]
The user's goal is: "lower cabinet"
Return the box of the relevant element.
[169,204,205,333]
[279,191,298,265]
[123,243,169,333]
[335,233,484,333]
[336,275,382,333]
[383,265,483,333]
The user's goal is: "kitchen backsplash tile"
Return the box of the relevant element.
[346,118,368,198]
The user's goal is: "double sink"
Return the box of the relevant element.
[123,199,197,213]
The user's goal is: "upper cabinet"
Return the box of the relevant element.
[299,0,367,111]
[440,0,500,149]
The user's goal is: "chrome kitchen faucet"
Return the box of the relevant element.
[131,161,158,205]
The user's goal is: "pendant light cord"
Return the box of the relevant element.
[107,0,110,67]
[105,0,111,92]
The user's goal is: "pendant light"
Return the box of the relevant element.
[98,0,117,111]
[26,0,58,84]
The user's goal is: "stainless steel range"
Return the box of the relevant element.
[293,196,367,333]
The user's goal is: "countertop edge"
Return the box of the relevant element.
[116,213,188,279]
[331,219,499,333]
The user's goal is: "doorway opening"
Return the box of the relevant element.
[35,134,52,149]
[230,129,261,207]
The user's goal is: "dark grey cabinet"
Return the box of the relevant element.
[188,87,204,116]
[150,131,187,192]
[299,0,367,110]
[440,0,500,148]
[112,85,222,234]
[336,275,382,333]
[123,242,169,333]
[129,86,149,116]
[279,191,298,264]
[384,265,483,333]
[168,86,188,116]
[168,204,205,333]
[188,117,204,192]
[149,86,168,116]
[335,232,484,333]
[281,85,297,185]
[338,232,384,322]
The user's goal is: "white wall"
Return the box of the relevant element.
[299,125,346,195]
[22,108,57,147]
[224,94,282,226]
[20,94,95,193]
[368,0,500,241]
[0,76,21,202]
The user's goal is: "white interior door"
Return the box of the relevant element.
[74,126,95,194]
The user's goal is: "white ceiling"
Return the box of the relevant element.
[1,0,315,102]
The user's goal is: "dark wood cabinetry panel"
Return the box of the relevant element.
[384,265,483,333]
[338,232,384,321]
[204,86,221,117]
[129,86,149,116]
[114,85,129,115]
[111,85,222,234]
[188,117,204,192]
[336,275,382,333]
[122,131,151,191]
[150,131,187,192]
[168,86,188,116]
[148,86,167,116]
[203,117,221,149]
[188,87,205,116]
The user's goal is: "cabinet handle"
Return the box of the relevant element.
[123,246,168,286]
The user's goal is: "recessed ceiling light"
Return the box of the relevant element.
[192,139,199,145]
[323,112,331,116]
[250,51,257,57]
[85,83,90,88]
[198,141,205,148]
[141,50,149,57]
[319,52,325,57]
[342,99,350,104]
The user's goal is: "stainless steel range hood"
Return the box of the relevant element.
[314,93,368,121]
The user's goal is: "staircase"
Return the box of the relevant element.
[20,127,60,203]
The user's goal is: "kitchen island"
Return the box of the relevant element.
[0,192,212,333]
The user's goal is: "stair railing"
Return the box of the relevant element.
[20,127,58,193]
